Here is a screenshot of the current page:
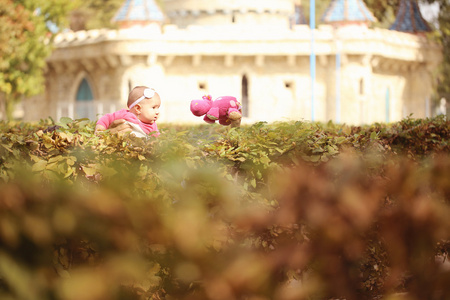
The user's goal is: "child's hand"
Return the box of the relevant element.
[108,119,133,134]
[96,119,133,135]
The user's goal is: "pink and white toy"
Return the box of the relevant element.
[190,95,242,127]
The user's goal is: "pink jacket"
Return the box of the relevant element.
[96,109,159,136]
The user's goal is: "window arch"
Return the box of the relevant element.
[75,78,94,119]
[76,78,94,101]
[241,75,249,117]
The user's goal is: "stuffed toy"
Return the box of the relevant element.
[190,95,242,127]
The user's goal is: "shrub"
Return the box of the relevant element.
[0,116,449,300]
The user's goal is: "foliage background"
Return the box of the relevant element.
[0,117,449,299]
[0,0,77,120]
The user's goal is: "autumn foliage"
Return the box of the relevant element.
[0,116,449,300]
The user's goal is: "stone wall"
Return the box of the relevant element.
[31,21,441,125]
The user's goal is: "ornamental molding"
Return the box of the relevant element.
[47,53,438,72]
[166,8,290,18]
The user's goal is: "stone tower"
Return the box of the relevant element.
[163,0,296,28]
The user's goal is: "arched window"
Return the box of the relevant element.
[75,78,94,119]
[198,81,208,93]
[241,75,249,117]
[76,78,94,101]
[359,78,364,95]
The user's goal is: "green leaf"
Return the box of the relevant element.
[59,117,73,125]
[82,166,96,176]
[99,166,118,177]
[370,131,378,140]
[309,155,321,162]
[336,137,347,144]
[32,160,47,172]
[260,156,270,165]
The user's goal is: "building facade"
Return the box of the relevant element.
[23,0,442,125]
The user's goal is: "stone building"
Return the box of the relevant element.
[23,0,442,125]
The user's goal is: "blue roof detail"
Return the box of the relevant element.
[113,0,164,23]
[389,0,432,33]
[321,0,376,24]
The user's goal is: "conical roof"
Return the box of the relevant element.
[112,0,164,28]
[321,0,376,25]
[389,0,432,33]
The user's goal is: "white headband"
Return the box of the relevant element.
[128,88,155,109]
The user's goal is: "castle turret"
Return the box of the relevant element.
[163,0,295,28]
[389,0,432,34]
[112,0,165,29]
[321,0,376,27]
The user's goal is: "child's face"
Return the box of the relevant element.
[137,93,161,124]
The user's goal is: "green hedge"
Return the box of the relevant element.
[0,116,449,300]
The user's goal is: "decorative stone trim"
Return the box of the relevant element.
[224,55,234,67]
[287,55,296,66]
[164,55,175,66]
[105,55,120,68]
[192,55,202,66]
[166,8,291,18]
[255,55,264,67]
